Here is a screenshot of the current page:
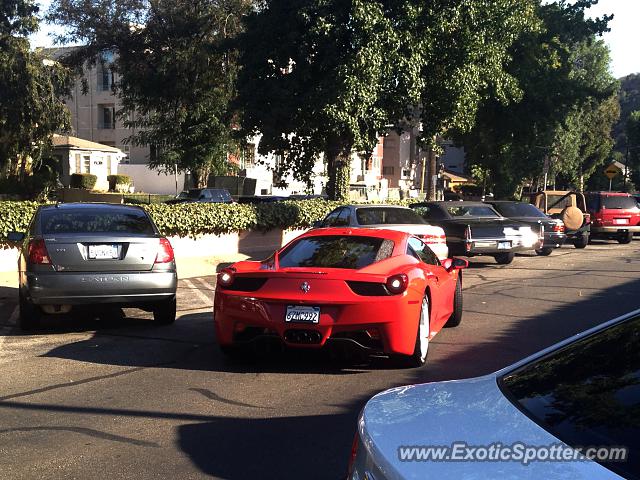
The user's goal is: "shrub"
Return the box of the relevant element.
[107,174,132,192]
[70,173,97,190]
[0,201,43,241]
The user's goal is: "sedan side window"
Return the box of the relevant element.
[323,209,341,227]
[335,208,351,226]
[407,237,439,266]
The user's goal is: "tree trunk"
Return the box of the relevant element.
[325,138,350,201]
[426,146,437,201]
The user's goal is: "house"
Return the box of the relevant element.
[52,134,127,190]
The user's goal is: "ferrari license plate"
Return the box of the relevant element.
[285,305,320,323]
[88,244,119,259]
[498,241,511,249]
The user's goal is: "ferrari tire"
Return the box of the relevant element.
[18,289,41,331]
[494,252,515,265]
[399,295,430,368]
[618,232,633,244]
[444,278,463,328]
[574,234,588,249]
[535,247,553,256]
[152,297,177,325]
[219,344,242,360]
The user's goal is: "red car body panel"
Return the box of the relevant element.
[213,228,460,356]
[586,192,640,237]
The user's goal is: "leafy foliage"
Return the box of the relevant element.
[0,0,71,181]
[0,201,42,240]
[47,0,252,187]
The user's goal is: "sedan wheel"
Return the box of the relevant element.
[535,247,553,256]
[18,289,41,331]
[152,297,177,325]
[494,252,515,265]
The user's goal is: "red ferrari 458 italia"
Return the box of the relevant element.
[214,228,467,367]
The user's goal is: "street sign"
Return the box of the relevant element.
[604,164,621,180]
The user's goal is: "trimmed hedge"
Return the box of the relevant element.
[0,198,414,241]
[107,174,132,192]
[70,173,98,190]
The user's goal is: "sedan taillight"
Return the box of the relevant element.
[553,223,565,233]
[155,237,175,263]
[28,239,51,265]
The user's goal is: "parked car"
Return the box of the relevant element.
[585,191,640,244]
[165,188,233,204]
[528,190,590,248]
[214,228,467,367]
[410,201,541,264]
[485,200,566,256]
[315,205,449,261]
[237,195,290,204]
[348,308,640,480]
[9,203,178,330]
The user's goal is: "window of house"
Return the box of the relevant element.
[106,155,112,176]
[98,104,115,129]
[382,166,394,175]
[243,143,256,168]
[75,153,81,173]
[402,169,411,178]
[83,155,91,173]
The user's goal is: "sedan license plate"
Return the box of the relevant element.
[285,305,320,324]
[474,241,496,248]
[88,244,119,259]
[498,241,512,250]
[614,218,629,225]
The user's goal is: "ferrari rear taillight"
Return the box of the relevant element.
[419,233,446,244]
[386,273,408,295]
[155,237,175,263]
[28,239,51,265]
[218,269,235,288]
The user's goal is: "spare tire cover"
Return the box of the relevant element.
[561,206,583,231]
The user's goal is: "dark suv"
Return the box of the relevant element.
[585,192,640,243]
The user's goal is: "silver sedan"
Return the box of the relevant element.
[348,309,639,479]
[9,203,177,330]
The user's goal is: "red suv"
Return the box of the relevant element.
[585,192,640,243]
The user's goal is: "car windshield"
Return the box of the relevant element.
[278,235,394,269]
[602,195,639,210]
[41,208,155,235]
[446,205,499,218]
[356,207,426,225]
[492,203,547,218]
[187,189,203,199]
[500,315,640,479]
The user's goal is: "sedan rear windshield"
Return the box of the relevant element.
[446,206,499,218]
[278,236,394,269]
[492,203,547,218]
[356,208,426,225]
[41,209,155,235]
[602,195,639,210]
[500,315,640,479]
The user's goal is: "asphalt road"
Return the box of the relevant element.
[1,239,640,479]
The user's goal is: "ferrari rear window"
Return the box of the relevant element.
[278,236,394,269]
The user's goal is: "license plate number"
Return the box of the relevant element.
[498,241,511,249]
[88,244,119,259]
[285,306,320,323]
[614,218,629,225]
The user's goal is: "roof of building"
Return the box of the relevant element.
[52,134,124,154]
[442,170,474,183]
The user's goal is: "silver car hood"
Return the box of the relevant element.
[360,374,623,480]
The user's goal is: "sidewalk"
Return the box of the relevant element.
[0,250,273,290]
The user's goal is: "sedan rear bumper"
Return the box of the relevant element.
[25,271,177,305]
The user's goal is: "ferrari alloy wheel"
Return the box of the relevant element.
[400,296,430,368]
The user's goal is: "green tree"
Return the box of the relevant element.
[236,0,538,200]
[458,0,615,198]
[625,110,640,187]
[48,0,251,187]
[0,0,71,181]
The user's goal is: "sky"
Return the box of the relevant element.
[30,0,639,78]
